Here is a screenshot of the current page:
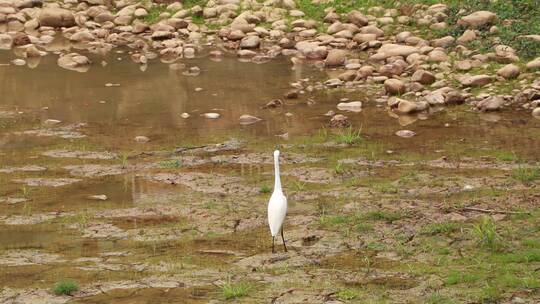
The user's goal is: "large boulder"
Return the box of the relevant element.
[325,49,347,67]
[496,64,520,79]
[460,75,492,87]
[57,53,91,72]
[384,79,406,95]
[411,70,436,85]
[457,11,497,28]
[476,96,505,112]
[372,44,419,60]
[526,58,540,70]
[39,8,75,28]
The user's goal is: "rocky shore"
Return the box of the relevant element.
[1,0,540,121]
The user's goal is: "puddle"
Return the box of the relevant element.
[1,40,540,303]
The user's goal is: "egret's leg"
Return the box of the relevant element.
[272,236,275,253]
[281,227,288,252]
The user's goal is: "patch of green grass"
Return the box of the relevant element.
[363,210,404,223]
[493,150,519,162]
[497,249,540,263]
[478,284,502,303]
[53,280,79,296]
[445,271,482,286]
[355,222,374,232]
[471,216,502,251]
[426,292,455,304]
[143,6,169,24]
[259,185,272,194]
[158,159,182,168]
[220,281,252,300]
[336,127,362,145]
[373,182,398,194]
[512,167,539,183]
[430,0,540,59]
[336,288,359,301]
[422,222,460,235]
[318,215,350,228]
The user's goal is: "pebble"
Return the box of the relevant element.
[87,194,108,201]
[202,113,220,119]
[134,136,150,143]
[395,130,416,138]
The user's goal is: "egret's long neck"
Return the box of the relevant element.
[274,155,282,191]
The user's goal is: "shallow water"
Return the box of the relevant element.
[1,49,540,302]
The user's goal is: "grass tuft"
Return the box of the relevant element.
[220,281,252,299]
[512,167,539,183]
[471,216,502,250]
[53,280,79,296]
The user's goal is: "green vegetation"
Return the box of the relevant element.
[363,210,405,222]
[143,5,169,24]
[159,159,182,168]
[53,280,79,296]
[512,167,539,183]
[220,281,252,299]
[336,127,362,145]
[336,288,359,301]
[471,216,502,251]
[430,0,540,59]
[259,185,272,193]
[422,222,460,235]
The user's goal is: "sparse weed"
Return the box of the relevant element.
[471,216,502,250]
[512,167,539,183]
[336,127,362,145]
[423,222,460,235]
[336,288,359,301]
[53,280,79,295]
[220,280,252,299]
[363,210,404,223]
[159,159,182,168]
[259,185,272,194]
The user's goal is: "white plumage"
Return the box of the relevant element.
[267,150,288,252]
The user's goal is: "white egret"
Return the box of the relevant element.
[267,150,288,253]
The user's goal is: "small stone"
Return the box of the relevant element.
[284,90,299,99]
[43,119,61,125]
[180,113,190,118]
[264,99,283,108]
[395,130,416,138]
[325,49,348,67]
[476,96,505,112]
[238,115,262,125]
[87,194,108,201]
[337,101,362,112]
[329,114,350,128]
[531,107,540,117]
[202,113,220,119]
[134,136,150,143]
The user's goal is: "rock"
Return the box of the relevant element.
[329,114,350,128]
[476,96,505,112]
[44,119,61,125]
[238,114,261,125]
[134,136,150,143]
[347,10,368,26]
[395,130,416,138]
[284,90,298,99]
[325,49,347,67]
[39,8,75,28]
[87,194,108,201]
[455,60,472,71]
[411,70,436,85]
[458,11,497,28]
[57,53,90,72]
[397,99,421,114]
[373,43,419,59]
[428,50,448,62]
[180,113,190,118]
[432,36,454,48]
[532,107,540,118]
[526,58,540,70]
[424,91,445,105]
[337,101,362,112]
[239,35,260,49]
[460,75,492,87]
[445,90,466,105]
[497,64,520,79]
[457,29,476,44]
[0,34,13,50]
[202,112,220,119]
[384,79,406,95]
[264,99,283,108]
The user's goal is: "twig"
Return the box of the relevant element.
[462,207,530,215]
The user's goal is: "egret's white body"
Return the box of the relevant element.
[267,150,288,252]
